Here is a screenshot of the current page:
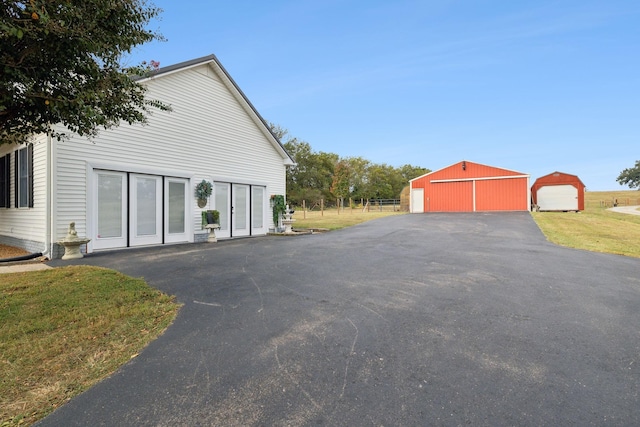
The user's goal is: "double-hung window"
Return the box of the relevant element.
[14,144,34,208]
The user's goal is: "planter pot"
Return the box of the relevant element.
[197,198,207,208]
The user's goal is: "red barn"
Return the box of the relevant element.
[409,160,530,213]
[531,172,585,212]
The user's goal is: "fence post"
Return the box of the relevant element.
[321,199,324,216]
[303,200,306,219]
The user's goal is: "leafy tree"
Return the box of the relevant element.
[270,123,431,206]
[330,159,351,205]
[398,164,430,182]
[1,0,169,145]
[365,164,396,199]
[617,160,640,189]
[342,156,370,200]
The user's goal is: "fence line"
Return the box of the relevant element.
[298,198,402,214]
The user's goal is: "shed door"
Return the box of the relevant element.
[537,185,578,211]
[411,188,424,213]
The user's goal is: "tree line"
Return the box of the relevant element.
[270,124,430,207]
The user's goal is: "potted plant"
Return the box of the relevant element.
[201,209,220,242]
[195,180,213,208]
[271,194,286,231]
[201,209,220,228]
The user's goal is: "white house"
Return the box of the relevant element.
[0,55,294,258]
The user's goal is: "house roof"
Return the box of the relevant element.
[138,55,295,166]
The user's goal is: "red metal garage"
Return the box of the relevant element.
[531,172,585,212]
[409,160,530,212]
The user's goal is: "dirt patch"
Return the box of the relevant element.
[0,244,30,259]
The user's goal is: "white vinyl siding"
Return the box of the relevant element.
[0,136,48,250]
[51,62,287,251]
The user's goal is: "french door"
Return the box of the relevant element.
[93,171,189,250]
[165,178,189,243]
[214,182,231,239]
[233,184,250,237]
[213,182,266,238]
[252,186,266,235]
[94,171,127,249]
[129,174,163,246]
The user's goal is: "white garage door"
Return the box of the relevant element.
[537,185,578,211]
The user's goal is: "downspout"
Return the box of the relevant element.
[41,131,53,259]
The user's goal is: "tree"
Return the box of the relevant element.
[270,123,431,206]
[1,0,169,145]
[617,160,640,189]
[330,159,351,206]
[398,164,430,182]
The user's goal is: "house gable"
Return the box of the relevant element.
[140,55,294,166]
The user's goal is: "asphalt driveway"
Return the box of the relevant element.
[39,213,640,426]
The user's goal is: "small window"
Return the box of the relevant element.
[14,144,33,208]
[0,154,9,208]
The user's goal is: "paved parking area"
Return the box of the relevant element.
[609,205,640,215]
[39,213,640,426]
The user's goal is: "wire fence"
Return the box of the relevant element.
[298,198,402,213]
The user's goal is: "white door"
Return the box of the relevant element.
[233,184,250,237]
[165,178,189,243]
[252,186,267,235]
[94,171,127,249]
[215,182,231,239]
[130,174,163,246]
[538,185,578,211]
[411,188,424,213]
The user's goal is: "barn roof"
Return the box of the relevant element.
[533,171,585,187]
[409,160,528,182]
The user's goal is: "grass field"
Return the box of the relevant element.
[293,207,405,230]
[1,266,180,426]
[532,190,640,258]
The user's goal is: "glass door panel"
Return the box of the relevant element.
[165,178,189,243]
[215,182,230,239]
[130,174,162,246]
[93,171,127,249]
[252,186,266,234]
[233,184,250,237]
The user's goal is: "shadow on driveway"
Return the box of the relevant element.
[40,213,640,426]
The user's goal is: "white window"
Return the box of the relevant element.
[15,145,33,208]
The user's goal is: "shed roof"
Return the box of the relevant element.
[533,171,585,187]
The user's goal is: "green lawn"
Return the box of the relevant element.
[531,190,640,258]
[1,266,180,426]
[293,208,405,230]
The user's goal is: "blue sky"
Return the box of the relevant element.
[127,0,639,191]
